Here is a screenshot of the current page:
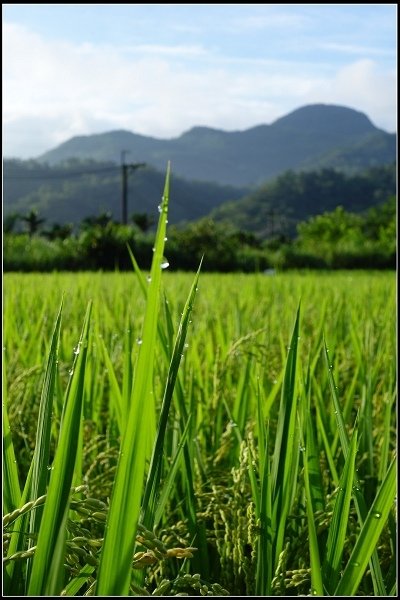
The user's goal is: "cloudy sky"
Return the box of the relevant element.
[3,3,397,158]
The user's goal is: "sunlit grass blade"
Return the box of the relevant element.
[141,261,202,529]
[255,420,273,597]
[3,348,21,514]
[121,318,133,420]
[153,413,192,529]
[378,389,395,484]
[314,386,339,486]
[301,373,325,597]
[28,300,63,533]
[323,338,386,596]
[303,435,324,597]
[334,455,397,596]
[3,463,33,595]
[322,425,358,594]
[27,301,92,596]
[271,303,301,567]
[95,164,170,596]
[61,564,95,596]
[25,300,63,584]
[98,334,123,432]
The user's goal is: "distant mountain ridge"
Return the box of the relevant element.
[36,104,396,187]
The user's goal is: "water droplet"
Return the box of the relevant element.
[137,338,143,345]
[350,561,360,567]
[299,445,305,452]
[152,247,155,252]
[160,261,170,270]
[147,275,152,283]
[164,237,168,241]
[373,512,382,518]
[157,204,162,213]
[165,219,169,224]
[69,369,74,376]
[184,343,189,349]
[74,346,80,355]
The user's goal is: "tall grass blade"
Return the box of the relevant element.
[28,301,63,535]
[141,261,202,528]
[323,338,386,596]
[255,421,273,596]
[271,304,301,567]
[3,349,21,514]
[27,301,92,596]
[334,455,397,596]
[153,413,192,529]
[302,377,325,597]
[95,164,170,596]
[3,464,33,595]
[322,425,358,594]
[98,335,123,432]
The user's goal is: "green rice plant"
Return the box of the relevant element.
[321,424,358,594]
[141,260,202,530]
[27,301,92,595]
[3,265,396,596]
[94,166,171,595]
[335,454,396,596]
[3,349,21,515]
[301,366,324,597]
[270,304,301,567]
[323,340,387,596]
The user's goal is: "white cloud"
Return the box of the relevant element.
[304,60,397,132]
[2,22,397,158]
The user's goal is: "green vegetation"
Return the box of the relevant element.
[211,164,396,238]
[2,168,397,595]
[3,158,248,227]
[3,193,396,272]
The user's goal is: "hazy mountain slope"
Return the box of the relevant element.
[35,104,395,187]
[3,160,248,226]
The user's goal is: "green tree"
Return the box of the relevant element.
[3,212,21,233]
[21,210,46,237]
[44,223,74,241]
[131,212,155,233]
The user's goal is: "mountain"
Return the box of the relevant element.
[36,104,396,187]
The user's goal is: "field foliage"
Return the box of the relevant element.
[3,172,397,596]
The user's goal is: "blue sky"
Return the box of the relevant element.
[3,3,397,158]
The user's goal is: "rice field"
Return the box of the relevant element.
[3,172,397,596]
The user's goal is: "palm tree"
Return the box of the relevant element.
[21,210,46,237]
[131,212,154,233]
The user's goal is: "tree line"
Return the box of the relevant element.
[4,194,395,272]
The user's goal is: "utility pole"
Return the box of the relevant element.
[121,150,146,224]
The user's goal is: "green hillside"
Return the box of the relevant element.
[3,159,248,227]
[34,104,396,187]
[210,164,396,238]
